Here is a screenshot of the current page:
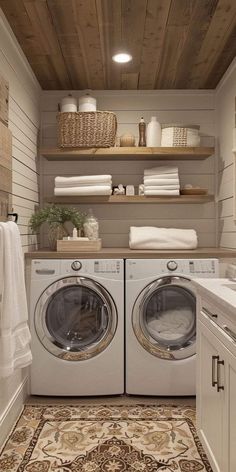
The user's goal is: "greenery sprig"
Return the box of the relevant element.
[29,205,86,232]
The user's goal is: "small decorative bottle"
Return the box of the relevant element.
[146,116,162,147]
[138,117,146,146]
[83,209,99,240]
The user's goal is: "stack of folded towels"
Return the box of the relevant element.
[54,175,112,196]
[143,166,180,196]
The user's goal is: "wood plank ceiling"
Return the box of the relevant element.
[0,0,236,90]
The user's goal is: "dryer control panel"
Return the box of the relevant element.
[94,260,121,274]
[126,259,219,280]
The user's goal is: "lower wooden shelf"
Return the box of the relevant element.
[45,195,214,204]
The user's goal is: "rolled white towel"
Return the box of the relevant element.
[55,175,112,187]
[144,189,180,195]
[144,178,180,186]
[54,185,112,196]
[144,166,178,176]
[129,226,198,249]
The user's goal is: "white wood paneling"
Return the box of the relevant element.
[0,7,40,445]
[216,59,236,249]
[41,90,216,249]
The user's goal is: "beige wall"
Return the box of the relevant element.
[41,90,216,248]
[216,58,236,249]
[0,9,41,448]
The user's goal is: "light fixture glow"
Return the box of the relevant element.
[112,53,132,63]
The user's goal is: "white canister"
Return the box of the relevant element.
[146,116,162,147]
[79,93,97,112]
[60,94,77,112]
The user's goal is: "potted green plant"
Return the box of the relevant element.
[29,205,86,250]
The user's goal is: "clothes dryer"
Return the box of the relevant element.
[126,259,219,395]
[29,259,124,395]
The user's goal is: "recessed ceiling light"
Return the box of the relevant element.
[112,53,132,63]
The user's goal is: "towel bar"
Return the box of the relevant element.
[7,212,18,223]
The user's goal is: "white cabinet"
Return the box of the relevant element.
[197,298,236,472]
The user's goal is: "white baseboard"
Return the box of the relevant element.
[0,376,29,450]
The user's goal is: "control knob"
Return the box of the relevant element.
[71,260,82,271]
[167,260,178,271]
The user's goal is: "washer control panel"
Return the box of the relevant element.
[94,260,121,274]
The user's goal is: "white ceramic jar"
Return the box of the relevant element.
[146,116,161,147]
[79,93,97,112]
[61,94,77,112]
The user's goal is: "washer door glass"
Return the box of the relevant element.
[133,277,196,360]
[35,277,117,361]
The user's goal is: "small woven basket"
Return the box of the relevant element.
[161,124,200,147]
[57,111,117,148]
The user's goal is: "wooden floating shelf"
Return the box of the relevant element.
[41,146,214,161]
[45,195,214,204]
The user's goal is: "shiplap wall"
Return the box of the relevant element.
[0,9,40,449]
[41,90,216,248]
[216,59,236,249]
[0,11,41,255]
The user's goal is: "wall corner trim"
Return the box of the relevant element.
[0,375,29,450]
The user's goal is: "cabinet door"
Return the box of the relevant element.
[197,318,224,472]
[221,342,236,472]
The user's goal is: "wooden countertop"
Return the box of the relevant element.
[25,247,236,259]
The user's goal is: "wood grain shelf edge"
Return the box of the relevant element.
[44,195,214,204]
[41,146,214,161]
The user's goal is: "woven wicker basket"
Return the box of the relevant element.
[57,111,117,148]
[161,124,200,147]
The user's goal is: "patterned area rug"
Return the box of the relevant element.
[0,404,212,471]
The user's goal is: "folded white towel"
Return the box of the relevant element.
[144,173,179,180]
[144,178,180,186]
[56,181,112,188]
[129,226,198,249]
[144,189,180,195]
[54,185,112,196]
[55,175,112,187]
[0,222,32,378]
[144,166,178,176]
[144,185,180,190]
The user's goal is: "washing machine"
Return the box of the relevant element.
[29,258,124,395]
[126,258,219,395]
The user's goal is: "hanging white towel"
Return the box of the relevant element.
[144,166,178,176]
[54,185,112,196]
[0,222,32,378]
[129,226,198,249]
[55,175,112,187]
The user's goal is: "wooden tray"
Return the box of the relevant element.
[57,238,102,252]
[180,188,208,195]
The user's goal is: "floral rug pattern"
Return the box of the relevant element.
[0,404,212,471]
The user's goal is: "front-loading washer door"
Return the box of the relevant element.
[132,276,196,360]
[35,276,117,361]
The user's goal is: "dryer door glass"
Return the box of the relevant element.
[35,277,117,361]
[133,277,196,360]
